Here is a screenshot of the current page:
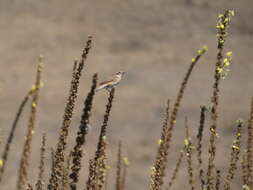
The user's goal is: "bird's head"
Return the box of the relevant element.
[116,71,126,77]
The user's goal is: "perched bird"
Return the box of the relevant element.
[96,71,125,91]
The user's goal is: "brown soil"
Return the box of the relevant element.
[0,0,253,189]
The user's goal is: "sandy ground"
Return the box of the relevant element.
[0,0,253,189]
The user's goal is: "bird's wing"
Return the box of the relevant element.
[98,79,114,86]
[96,79,114,91]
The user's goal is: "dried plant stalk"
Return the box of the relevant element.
[35,133,47,190]
[49,148,56,187]
[27,183,34,190]
[150,100,170,190]
[196,106,207,188]
[184,118,195,190]
[69,73,98,190]
[62,151,72,190]
[17,59,43,190]
[165,149,184,190]
[0,89,34,183]
[224,119,243,190]
[246,97,253,188]
[150,46,207,190]
[72,59,78,73]
[242,150,248,186]
[121,157,129,190]
[197,106,207,166]
[215,170,221,190]
[48,36,92,190]
[104,165,111,190]
[206,10,234,189]
[86,159,97,190]
[116,141,122,190]
[86,88,115,190]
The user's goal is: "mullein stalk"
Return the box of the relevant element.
[150,46,207,190]
[116,141,122,190]
[206,10,234,190]
[150,100,170,190]
[196,106,207,166]
[121,157,129,190]
[246,97,253,188]
[196,106,207,188]
[224,119,243,190]
[184,118,195,190]
[35,133,46,190]
[48,37,92,190]
[242,151,248,187]
[62,151,72,190]
[27,183,34,190]
[69,73,97,190]
[165,149,184,190]
[86,88,115,190]
[215,170,221,190]
[17,58,43,190]
[0,89,35,183]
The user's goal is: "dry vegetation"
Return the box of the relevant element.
[0,9,253,190]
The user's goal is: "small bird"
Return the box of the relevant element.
[96,71,125,92]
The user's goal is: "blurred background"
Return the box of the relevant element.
[0,0,253,189]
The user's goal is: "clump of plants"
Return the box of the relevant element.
[0,9,252,190]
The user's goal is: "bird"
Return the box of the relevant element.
[96,71,125,92]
